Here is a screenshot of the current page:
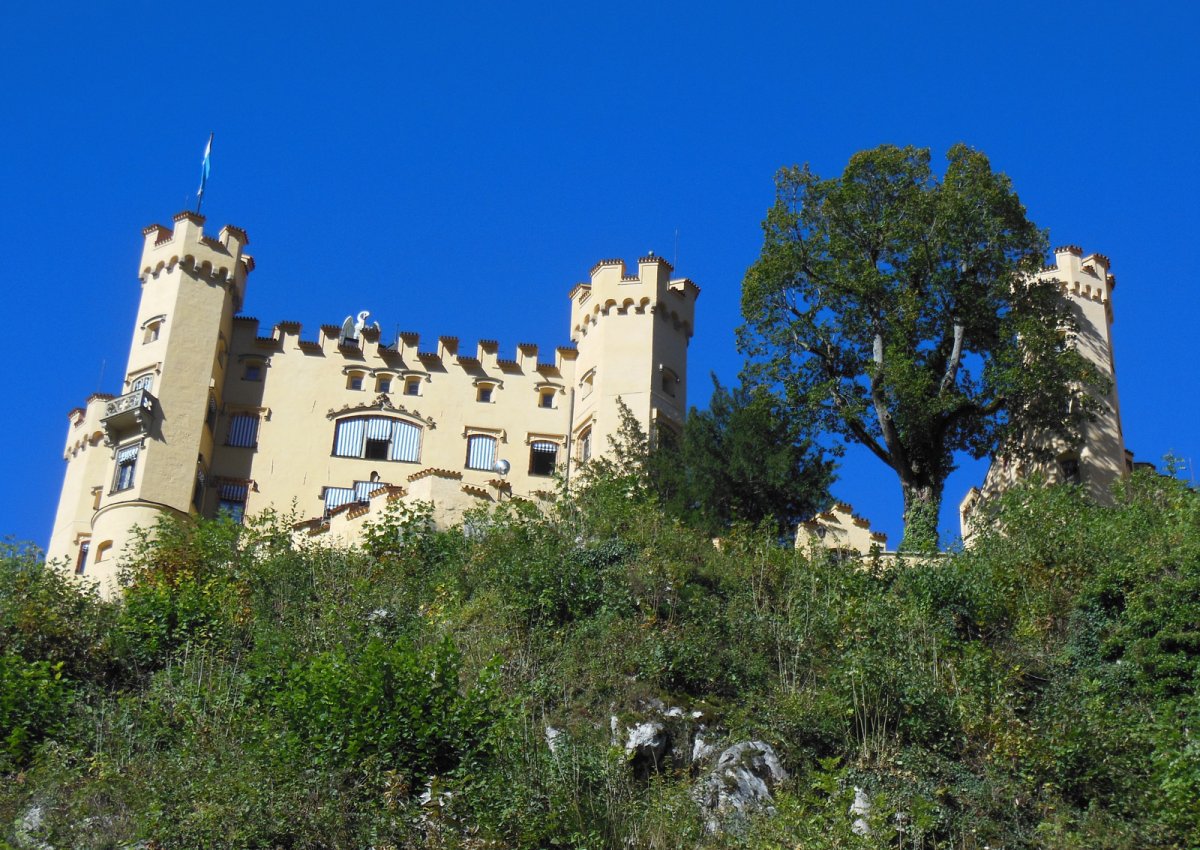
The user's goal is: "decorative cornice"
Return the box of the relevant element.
[326,395,436,428]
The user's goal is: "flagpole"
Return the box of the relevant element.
[196,132,214,214]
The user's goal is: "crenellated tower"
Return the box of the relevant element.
[960,245,1128,538]
[568,254,699,462]
[47,212,253,590]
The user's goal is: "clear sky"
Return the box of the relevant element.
[3,1,1197,552]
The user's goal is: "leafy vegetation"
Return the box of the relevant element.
[740,144,1103,549]
[649,376,834,537]
[2,463,1198,848]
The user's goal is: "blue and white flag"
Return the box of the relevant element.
[196,133,213,207]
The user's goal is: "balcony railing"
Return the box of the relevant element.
[102,388,158,444]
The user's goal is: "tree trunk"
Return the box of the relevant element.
[900,480,943,552]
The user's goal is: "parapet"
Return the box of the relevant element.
[570,255,699,342]
[231,315,578,376]
[1041,246,1116,315]
[139,211,254,309]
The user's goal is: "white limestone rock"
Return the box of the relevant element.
[625,720,669,774]
[850,785,872,835]
[695,741,787,832]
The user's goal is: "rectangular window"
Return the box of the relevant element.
[377,378,392,394]
[529,440,558,476]
[364,439,389,460]
[539,390,555,409]
[226,413,260,448]
[579,428,592,462]
[205,394,218,433]
[477,386,493,403]
[243,364,262,381]
[466,434,496,471]
[218,483,248,524]
[75,540,90,575]
[113,444,139,492]
[323,486,356,516]
[405,377,421,396]
[354,479,386,503]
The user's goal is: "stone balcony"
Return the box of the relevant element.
[101,388,158,445]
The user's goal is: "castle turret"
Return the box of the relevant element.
[1045,245,1126,500]
[47,212,252,591]
[959,245,1127,540]
[568,254,699,461]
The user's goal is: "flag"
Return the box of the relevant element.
[196,133,213,206]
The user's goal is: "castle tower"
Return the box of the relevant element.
[568,255,699,462]
[47,212,252,591]
[1045,245,1127,498]
[959,245,1128,538]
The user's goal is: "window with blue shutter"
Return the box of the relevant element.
[226,413,260,448]
[332,416,422,463]
[466,435,496,471]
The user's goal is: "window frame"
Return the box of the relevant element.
[528,440,559,477]
[112,444,139,493]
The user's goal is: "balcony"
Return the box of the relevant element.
[102,388,158,444]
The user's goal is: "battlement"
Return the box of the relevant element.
[139,211,254,308]
[570,255,698,342]
[1040,246,1116,312]
[232,315,578,374]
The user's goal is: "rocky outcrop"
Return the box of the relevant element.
[694,741,787,833]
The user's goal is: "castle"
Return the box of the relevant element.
[48,209,1133,587]
[47,212,699,593]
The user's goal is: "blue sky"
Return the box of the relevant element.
[3,1,1197,551]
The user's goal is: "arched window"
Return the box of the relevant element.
[129,374,153,393]
[466,434,497,471]
[331,416,421,463]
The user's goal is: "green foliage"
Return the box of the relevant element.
[0,654,71,769]
[650,376,833,536]
[740,144,1103,548]
[2,468,1198,848]
[266,636,501,781]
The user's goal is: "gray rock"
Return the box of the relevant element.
[625,720,669,776]
[13,805,51,850]
[695,741,787,833]
[691,731,717,765]
[850,786,872,835]
[544,725,564,754]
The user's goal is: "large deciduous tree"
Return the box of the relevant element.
[739,144,1100,550]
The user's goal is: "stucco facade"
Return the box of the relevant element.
[48,212,698,594]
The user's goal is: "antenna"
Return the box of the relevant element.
[673,228,679,268]
[97,357,106,390]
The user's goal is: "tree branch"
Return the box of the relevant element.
[939,322,965,395]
